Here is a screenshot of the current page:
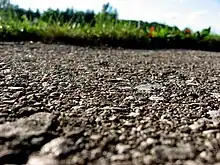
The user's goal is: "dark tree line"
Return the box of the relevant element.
[0,0,118,26]
[0,0,179,31]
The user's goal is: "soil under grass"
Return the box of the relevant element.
[1,42,220,165]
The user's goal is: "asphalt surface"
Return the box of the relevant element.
[0,42,220,165]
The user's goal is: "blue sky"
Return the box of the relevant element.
[10,0,220,33]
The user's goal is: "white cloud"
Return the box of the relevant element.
[179,0,188,3]
[170,0,188,4]
[163,12,181,20]
[187,11,208,21]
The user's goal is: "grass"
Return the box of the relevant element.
[0,9,220,51]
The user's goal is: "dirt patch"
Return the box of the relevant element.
[1,42,220,165]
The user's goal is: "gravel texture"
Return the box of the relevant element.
[1,42,220,165]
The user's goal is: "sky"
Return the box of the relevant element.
[10,0,220,34]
